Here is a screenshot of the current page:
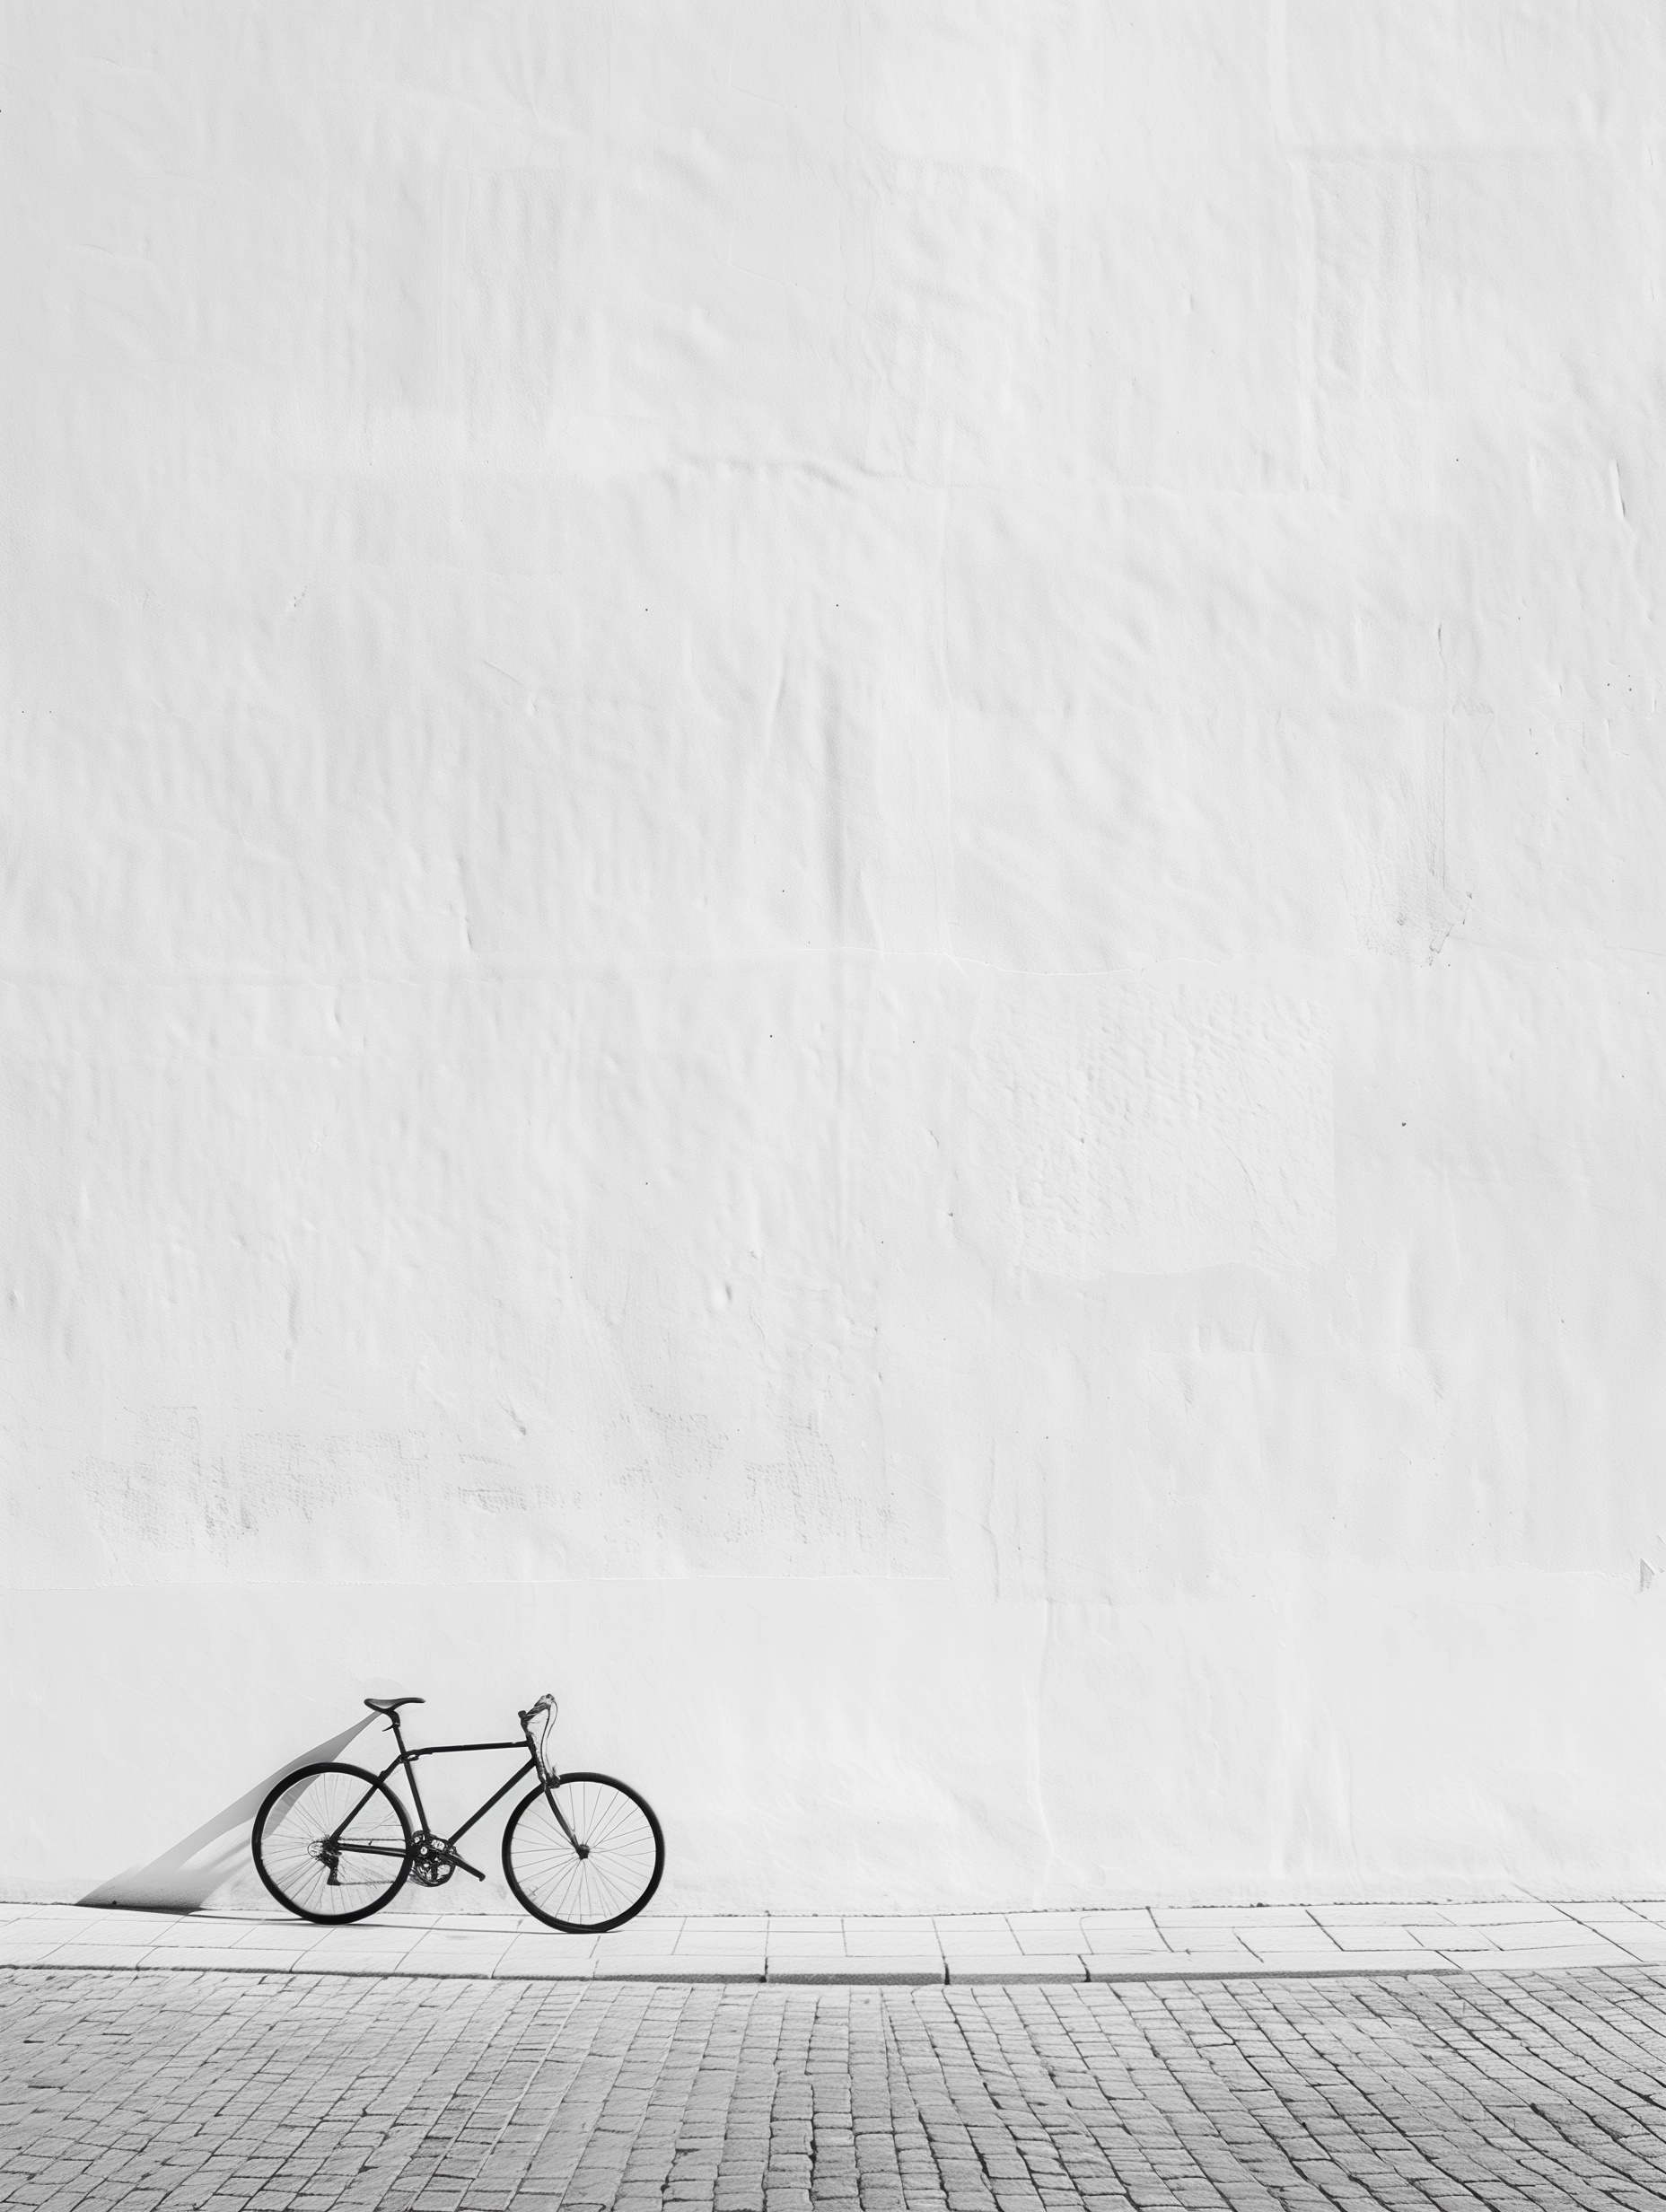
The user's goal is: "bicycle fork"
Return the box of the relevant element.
[520,1701,589,1859]
[539,1774,587,1856]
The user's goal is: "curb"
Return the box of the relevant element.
[0,1954,1558,1988]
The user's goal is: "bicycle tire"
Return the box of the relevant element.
[502,1771,665,1933]
[252,1761,415,1924]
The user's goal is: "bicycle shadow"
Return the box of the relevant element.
[78,1714,376,1913]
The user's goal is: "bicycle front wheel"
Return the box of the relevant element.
[252,1762,414,1924]
[503,1772,665,1932]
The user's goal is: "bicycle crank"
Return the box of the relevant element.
[411,1839,487,1887]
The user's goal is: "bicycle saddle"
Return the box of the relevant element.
[364,1696,425,1713]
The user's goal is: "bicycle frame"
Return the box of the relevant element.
[325,1709,581,1872]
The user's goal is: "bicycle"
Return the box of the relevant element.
[250,1693,665,1932]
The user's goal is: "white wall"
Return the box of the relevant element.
[5,1,1666,1913]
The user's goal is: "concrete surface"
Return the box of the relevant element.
[9,1963,1666,2208]
[5,1897,1666,1987]
[7,1,1666,1913]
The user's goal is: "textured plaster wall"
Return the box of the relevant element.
[4,2,1666,1911]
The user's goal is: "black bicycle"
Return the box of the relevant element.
[251,1694,664,1931]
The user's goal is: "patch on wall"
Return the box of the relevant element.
[961,970,1334,1277]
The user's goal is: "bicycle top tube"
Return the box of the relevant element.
[400,1740,528,1759]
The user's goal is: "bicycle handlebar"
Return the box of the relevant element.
[519,1693,555,1726]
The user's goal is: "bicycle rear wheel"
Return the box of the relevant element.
[503,1771,665,1932]
[252,1762,414,1924]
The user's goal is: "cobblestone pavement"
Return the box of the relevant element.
[6,1967,1666,2210]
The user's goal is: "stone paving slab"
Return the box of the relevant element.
[946,1953,1087,1985]
[7,1961,1666,2208]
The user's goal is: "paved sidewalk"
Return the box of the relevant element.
[4,1894,1666,1983]
[8,1962,1666,2208]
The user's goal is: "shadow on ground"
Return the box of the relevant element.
[78,1715,375,1911]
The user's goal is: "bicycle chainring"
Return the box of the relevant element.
[410,1839,455,1888]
